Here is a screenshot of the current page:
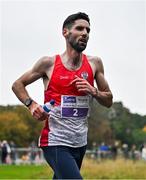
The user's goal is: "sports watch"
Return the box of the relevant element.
[24,98,33,107]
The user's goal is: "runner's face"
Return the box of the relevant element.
[67,20,90,52]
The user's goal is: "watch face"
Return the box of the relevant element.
[25,98,32,107]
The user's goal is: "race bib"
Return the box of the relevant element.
[61,95,89,118]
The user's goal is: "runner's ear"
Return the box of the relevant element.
[62,28,69,38]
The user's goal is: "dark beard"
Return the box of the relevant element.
[70,41,87,52]
[68,34,87,52]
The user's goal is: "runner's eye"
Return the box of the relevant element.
[86,28,90,33]
[76,26,84,31]
[75,26,90,34]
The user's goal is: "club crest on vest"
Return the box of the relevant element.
[81,72,88,80]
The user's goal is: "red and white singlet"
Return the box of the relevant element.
[39,54,94,147]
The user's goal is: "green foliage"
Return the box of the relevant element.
[88,101,146,148]
[88,100,113,147]
[0,105,43,147]
[109,102,146,147]
[0,111,29,146]
[131,129,146,145]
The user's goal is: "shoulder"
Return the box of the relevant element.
[33,55,56,71]
[86,55,104,72]
[86,55,103,65]
[37,55,56,67]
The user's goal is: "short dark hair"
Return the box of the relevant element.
[62,12,90,29]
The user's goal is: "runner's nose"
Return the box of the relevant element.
[82,29,88,36]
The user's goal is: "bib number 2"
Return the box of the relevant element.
[73,108,78,117]
[61,95,89,118]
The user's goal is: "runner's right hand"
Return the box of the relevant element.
[28,101,49,121]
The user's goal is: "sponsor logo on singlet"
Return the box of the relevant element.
[60,76,69,79]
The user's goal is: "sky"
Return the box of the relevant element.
[0,0,146,115]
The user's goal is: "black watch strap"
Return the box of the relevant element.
[24,98,33,107]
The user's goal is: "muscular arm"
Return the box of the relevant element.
[12,56,49,103]
[12,56,52,121]
[93,57,113,107]
[71,57,113,108]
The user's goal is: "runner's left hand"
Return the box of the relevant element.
[70,75,97,96]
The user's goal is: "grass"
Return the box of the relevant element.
[0,158,146,179]
[0,164,52,179]
[81,158,146,179]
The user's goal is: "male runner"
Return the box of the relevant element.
[12,12,113,179]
